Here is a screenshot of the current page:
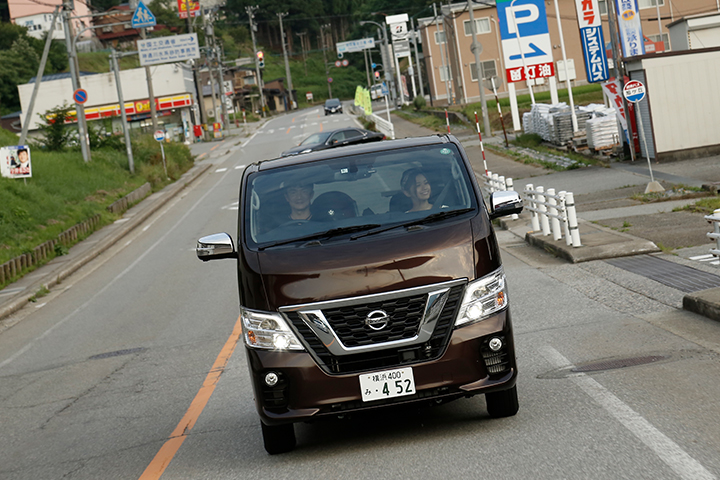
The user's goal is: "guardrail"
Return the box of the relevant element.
[706,208,720,263]
[369,113,395,140]
[523,184,582,247]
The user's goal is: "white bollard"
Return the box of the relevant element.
[498,176,506,191]
[565,192,582,247]
[559,191,572,246]
[537,186,551,236]
[492,173,499,193]
[547,188,562,241]
[506,178,518,220]
[526,184,540,232]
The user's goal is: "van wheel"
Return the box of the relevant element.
[261,422,296,454]
[486,385,519,418]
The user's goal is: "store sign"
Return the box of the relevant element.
[497,0,555,83]
[386,13,411,59]
[177,0,199,19]
[615,0,645,57]
[575,0,608,83]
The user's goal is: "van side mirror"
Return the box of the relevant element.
[196,232,238,261]
[489,191,523,220]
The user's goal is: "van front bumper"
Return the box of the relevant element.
[246,309,516,425]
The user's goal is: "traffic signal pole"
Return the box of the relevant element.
[247,5,266,117]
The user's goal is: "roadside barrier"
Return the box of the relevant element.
[369,113,395,140]
[706,208,720,263]
[523,184,582,247]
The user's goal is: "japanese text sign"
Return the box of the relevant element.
[575,0,609,83]
[497,0,554,83]
[138,34,199,66]
[616,0,645,57]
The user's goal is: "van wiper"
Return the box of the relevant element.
[258,223,381,250]
[351,208,475,240]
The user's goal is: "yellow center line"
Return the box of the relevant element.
[210,145,219,151]
[319,122,324,132]
[197,152,207,159]
[138,314,243,479]
[286,127,292,134]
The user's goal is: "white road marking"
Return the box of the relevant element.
[215,168,228,173]
[34,303,46,309]
[540,346,715,480]
[235,165,246,170]
[689,254,715,261]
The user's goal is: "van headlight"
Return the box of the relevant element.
[455,267,508,327]
[241,308,305,351]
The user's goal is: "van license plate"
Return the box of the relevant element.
[359,367,416,402]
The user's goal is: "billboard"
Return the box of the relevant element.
[575,0,609,83]
[496,0,555,83]
[1,145,32,179]
[615,0,645,57]
[137,34,200,66]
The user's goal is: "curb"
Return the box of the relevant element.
[0,162,213,321]
[683,287,720,323]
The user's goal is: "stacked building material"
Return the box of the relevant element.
[583,105,620,150]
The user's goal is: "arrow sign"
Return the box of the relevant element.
[132,1,156,29]
[509,42,546,60]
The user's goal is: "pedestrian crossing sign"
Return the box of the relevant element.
[132,1,156,29]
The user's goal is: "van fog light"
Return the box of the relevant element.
[488,337,503,352]
[265,372,279,387]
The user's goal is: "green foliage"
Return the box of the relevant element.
[412,95,426,111]
[87,121,124,150]
[34,104,74,151]
[0,36,40,113]
[512,133,543,148]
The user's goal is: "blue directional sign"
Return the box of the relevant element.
[380,82,389,96]
[496,0,554,82]
[132,1,156,29]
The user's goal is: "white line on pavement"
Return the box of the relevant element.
[540,346,715,480]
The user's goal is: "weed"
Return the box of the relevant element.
[28,285,50,303]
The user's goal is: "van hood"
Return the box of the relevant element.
[255,221,478,309]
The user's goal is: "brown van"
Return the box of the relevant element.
[197,134,523,454]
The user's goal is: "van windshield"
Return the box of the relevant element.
[245,143,478,249]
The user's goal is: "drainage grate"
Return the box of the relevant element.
[605,255,720,293]
[571,355,669,373]
[89,347,146,360]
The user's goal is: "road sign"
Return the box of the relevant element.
[328,77,333,83]
[154,130,165,142]
[338,52,344,59]
[335,60,341,67]
[496,0,554,83]
[380,82,389,96]
[337,38,375,54]
[623,80,646,103]
[131,0,156,29]
[342,59,349,67]
[73,88,88,104]
[138,33,200,66]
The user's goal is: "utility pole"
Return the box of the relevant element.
[410,17,425,100]
[321,23,332,98]
[184,0,207,139]
[278,12,294,110]
[110,49,134,174]
[247,5,266,117]
[467,0,491,137]
[128,0,159,133]
[433,3,452,105]
[62,0,91,162]
[297,31,308,76]
[215,42,230,130]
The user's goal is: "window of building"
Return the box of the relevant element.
[434,31,446,44]
[469,60,497,82]
[638,0,664,7]
[463,18,490,36]
[598,0,607,14]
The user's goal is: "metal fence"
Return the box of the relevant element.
[480,171,518,220]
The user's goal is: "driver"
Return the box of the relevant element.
[284,181,314,220]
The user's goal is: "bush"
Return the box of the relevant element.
[34,104,74,151]
[413,95,426,111]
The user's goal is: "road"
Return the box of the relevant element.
[1,106,719,479]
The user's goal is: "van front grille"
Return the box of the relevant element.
[286,284,464,375]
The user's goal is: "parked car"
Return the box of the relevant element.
[280,127,385,157]
[324,98,343,115]
[196,134,523,454]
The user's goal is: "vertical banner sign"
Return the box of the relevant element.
[496,0,555,83]
[602,78,638,151]
[616,0,645,57]
[575,0,609,82]
[177,0,199,19]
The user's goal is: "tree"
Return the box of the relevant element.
[0,37,40,114]
[35,104,74,151]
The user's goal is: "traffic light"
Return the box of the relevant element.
[374,70,380,80]
[257,51,265,68]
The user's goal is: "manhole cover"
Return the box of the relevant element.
[606,255,720,293]
[89,347,146,360]
[571,355,669,373]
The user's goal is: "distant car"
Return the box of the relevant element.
[324,98,343,115]
[281,128,386,157]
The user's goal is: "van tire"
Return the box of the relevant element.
[261,421,296,454]
[486,385,519,418]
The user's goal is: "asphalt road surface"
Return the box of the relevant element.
[1,106,719,479]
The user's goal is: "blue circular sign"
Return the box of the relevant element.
[154,130,165,142]
[73,88,88,104]
[623,80,646,104]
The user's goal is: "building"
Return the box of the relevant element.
[417,0,720,105]
[18,64,197,143]
[667,11,720,50]
[9,0,92,40]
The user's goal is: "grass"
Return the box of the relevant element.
[393,109,450,132]
[679,196,720,214]
[0,127,194,288]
